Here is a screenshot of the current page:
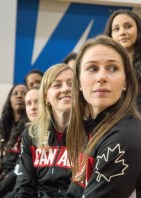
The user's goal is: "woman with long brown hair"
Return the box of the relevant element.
[66,35,141,198]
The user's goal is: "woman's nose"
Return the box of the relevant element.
[119,27,126,36]
[96,70,107,83]
[17,92,24,98]
[31,102,37,110]
[62,84,71,93]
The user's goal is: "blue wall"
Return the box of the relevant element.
[14,0,132,83]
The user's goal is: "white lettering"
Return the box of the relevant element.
[57,150,70,167]
[46,148,57,165]
[34,149,41,165]
[39,149,47,165]
[34,148,58,166]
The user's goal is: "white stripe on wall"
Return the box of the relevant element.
[32,0,70,65]
[0,0,17,84]
[0,0,17,115]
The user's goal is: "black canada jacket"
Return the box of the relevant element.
[0,117,27,176]
[0,116,27,198]
[66,114,141,198]
[15,125,72,198]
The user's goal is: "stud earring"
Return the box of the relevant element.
[46,101,50,106]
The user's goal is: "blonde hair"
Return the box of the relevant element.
[29,63,72,148]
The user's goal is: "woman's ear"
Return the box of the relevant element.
[123,82,127,91]
[79,85,82,91]
[45,99,48,105]
[45,98,50,106]
[44,93,49,105]
[123,87,126,91]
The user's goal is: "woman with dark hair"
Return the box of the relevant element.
[63,52,77,69]
[0,84,27,197]
[104,9,141,111]
[24,69,44,89]
[66,35,141,198]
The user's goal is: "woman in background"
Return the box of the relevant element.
[63,52,77,69]
[25,87,39,122]
[0,84,27,197]
[104,9,141,111]
[24,69,43,89]
[2,87,40,198]
[15,64,72,198]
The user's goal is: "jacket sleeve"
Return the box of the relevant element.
[66,182,84,198]
[15,129,38,198]
[67,118,141,198]
[83,123,141,198]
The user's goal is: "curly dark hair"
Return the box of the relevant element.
[0,85,27,141]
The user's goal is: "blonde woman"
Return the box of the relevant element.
[15,64,72,198]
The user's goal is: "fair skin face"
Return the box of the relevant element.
[45,69,72,132]
[25,89,39,121]
[26,73,42,89]
[10,85,27,121]
[111,14,137,56]
[79,45,126,118]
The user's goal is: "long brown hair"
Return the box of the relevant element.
[67,35,140,182]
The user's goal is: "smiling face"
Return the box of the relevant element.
[45,69,72,116]
[79,44,126,117]
[111,14,137,53]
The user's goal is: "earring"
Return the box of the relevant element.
[123,87,126,91]
[46,102,50,106]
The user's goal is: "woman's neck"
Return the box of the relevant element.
[52,111,70,132]
[127,48,134,62]
[14,112,22,122]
